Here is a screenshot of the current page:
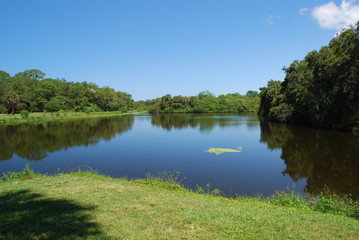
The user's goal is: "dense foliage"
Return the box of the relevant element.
[259,23,359,130]
[0,69,134,114]
[0,69,260,115]
[144,90,260,113]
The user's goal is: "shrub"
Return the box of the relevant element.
[141,171,186,191]
[269,103,294,122]
[119,107,128,113]
[268,190,308,209]
[311,194,359,219]
[196,183,222,196]
[20,110,30,119]
[44,97,62,112]
[0,104,7,114]
[2,163,37,181]
[83,107,96,114]
[145,171,184,185]
[265,189,359,220]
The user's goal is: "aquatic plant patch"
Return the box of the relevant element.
[205,147,243,155]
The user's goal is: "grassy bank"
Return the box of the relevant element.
[0,111,141,125]
[0,169,358,240]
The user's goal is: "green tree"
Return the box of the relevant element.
[0,69,135,114]
[14,69,46,80]
[0,71,10,80]
[260,22,359,129]
[246,90,259,98]
[259,80,283,119]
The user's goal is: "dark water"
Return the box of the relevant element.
[1,113,358,199]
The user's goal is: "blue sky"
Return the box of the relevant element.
[1,0,358,100]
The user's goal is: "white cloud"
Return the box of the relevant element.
[301,0,359,30]
[267,15,282,25]
[299,8,311,15]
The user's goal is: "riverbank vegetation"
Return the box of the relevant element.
[144,90,260,113]
[0,111,136,126]
[0,68,260,125]
[1,167,358,240]
[259,22,359,130]
[0,69,134,114]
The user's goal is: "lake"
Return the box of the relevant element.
[1,113,358,199]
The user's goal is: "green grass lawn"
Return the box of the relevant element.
[0,111,140,125]
[0,172,358,240]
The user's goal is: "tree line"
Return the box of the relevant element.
[137,90,260,113]
[0,69,260,115]
[0,69,134,114]
[0,71,260,115]
[259,22,359,130]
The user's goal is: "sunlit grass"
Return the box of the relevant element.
[1,169,358,239]
[0,111,141,125]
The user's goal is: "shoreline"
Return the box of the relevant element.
[0,111,145,126]
[1,170,358,239]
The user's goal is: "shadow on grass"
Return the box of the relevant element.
[0,190,106,240]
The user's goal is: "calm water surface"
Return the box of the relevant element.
[1,113,358,199]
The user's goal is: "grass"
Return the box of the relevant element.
[0,168,358,240]
[265,189,359,219]
[0,111,141,125]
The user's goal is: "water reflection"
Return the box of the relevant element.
[0,113,357,200]
[260,121,359,199]
[0,116,134,161]
[151,113,258,132]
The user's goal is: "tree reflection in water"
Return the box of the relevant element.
[0,115,134,161]
[151,113,258,132]
[1,113,357,200]
[260,121,359,199]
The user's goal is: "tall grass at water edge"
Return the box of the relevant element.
[2,164,358,220]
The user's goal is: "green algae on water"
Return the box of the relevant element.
[205,147,243,155]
